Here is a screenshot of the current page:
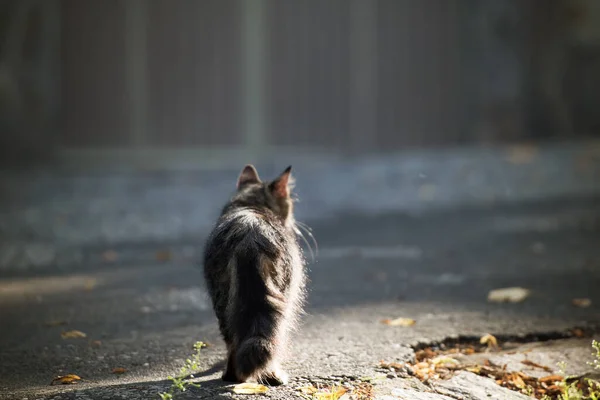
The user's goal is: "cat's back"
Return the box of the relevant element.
[203,207,289,270]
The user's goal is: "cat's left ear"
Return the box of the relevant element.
[269,166,293,198]
[237,164,261,189]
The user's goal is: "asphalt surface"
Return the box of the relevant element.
[1,197,599,399]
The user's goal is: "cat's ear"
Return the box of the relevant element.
[237,164,261,188]
[269,166,293,198]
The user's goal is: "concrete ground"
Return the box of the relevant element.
[0,196,599,400]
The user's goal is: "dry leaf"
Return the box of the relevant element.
[156,250,172,262]
[102,250,118,263]
[506,145,538,165]
[298,385,318,395]
[84,279,96,291]
[572,298,592,308]
[111,367,127,374]
[431,356,460,366]
[538,375,564,383]
[91,340,102,347]
[480,333,498,349]
[487,287,530,303]
[380,317,416,327]
[572,328,586,338]
[313,386,347,400]
[521,360,553,373]
[50,374,81,385]
[380,360,405,370]
[44,320,68,327]
[61,330,87,339]
[232,382,269,394]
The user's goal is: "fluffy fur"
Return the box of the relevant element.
[203,165,307,385]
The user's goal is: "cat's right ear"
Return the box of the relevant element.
[237,164,261,188]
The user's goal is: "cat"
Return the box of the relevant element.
[203,165,307,386]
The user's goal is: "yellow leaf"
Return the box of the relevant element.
[487,287,530,303]
[61,330,87,339]
[84,278,96,291]
[111,367,127,374]
[381,317,416,327]
[297,385,317,395]
[313,386,346,400]
[232,382,269,394]
[431,356,460,366]
[480,333,498,348]
[50,374,81,385]
[572,298,592,308]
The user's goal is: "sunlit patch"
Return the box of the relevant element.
[0,274,104,301]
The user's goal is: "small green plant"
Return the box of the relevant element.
[552,340,600,400]
[158,341,205,400]
[588,340,600,371]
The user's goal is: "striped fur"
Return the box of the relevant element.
[203,165,306,385]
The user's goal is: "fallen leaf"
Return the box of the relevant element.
[379,360,405,370]
[112,367,127,374]
[84,278,96,291]
[313,386,347,400]
[431,356,460,366]
[572,328,586,338]
[538,375,564,383]
[44,320,68,327]
[297,385,317,395]
[156,250,172,262]
[91,340,102,347]
[521,360,553,373]
[232,382,269,394]
[380,317,416,327]
[572,298,592,308]
[50,374,81,385]
[506,145,538,165]
[351,382,373,399]
[61,330,87,339]
[487,287,530,303]
[102,250,118,263]
[480,333,499,349]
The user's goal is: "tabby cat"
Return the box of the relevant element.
[203,165,306,385]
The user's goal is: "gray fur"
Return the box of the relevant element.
[203,165,307,385]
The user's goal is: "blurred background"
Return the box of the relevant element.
[0,0,600,271]
[1,3,600,397]
[1,0,600,164]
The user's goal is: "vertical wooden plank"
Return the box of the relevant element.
[125,0,148,147]
[241,0,267,158]
[61,0,128,147]
[349,0,378,153]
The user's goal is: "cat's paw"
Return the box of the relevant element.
[259,369,289,386]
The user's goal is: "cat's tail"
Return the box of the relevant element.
[232,246,283,380]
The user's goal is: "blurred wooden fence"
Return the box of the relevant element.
[2,0,600,165]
